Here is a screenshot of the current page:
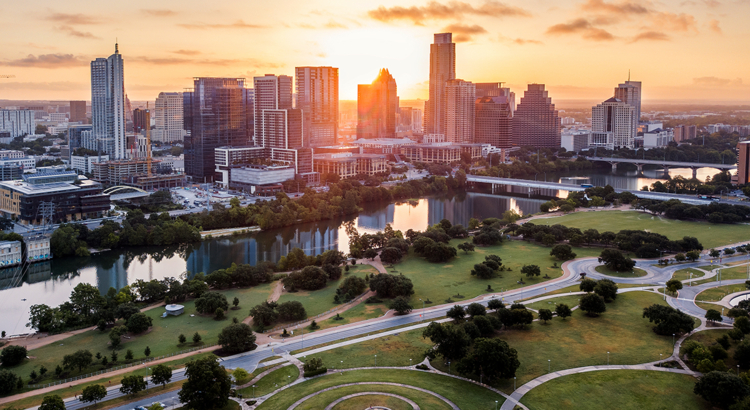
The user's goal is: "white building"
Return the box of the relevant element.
[0,110,35,138]
[71,155,110,174]
[444,79,475,144]
[48,113,68,123]
[91,43,126,159]
[590,97,637,149]
[643,129,673,148]
[0,240,22,268]
[153,92,186,143]
[25,234,52,263]
[0,156,35,172]
[0,150,26,160]
[561,131,591,152]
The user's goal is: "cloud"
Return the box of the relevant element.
[708,19,722,33]
[367,1,530,25]
[581,0,649,15]
[129,56,284,68]
[629,31,670,42]
[56,25,99,39]
[45,12,100,25]
[546,18,616,41]
[655,12,698,32]
[141,9,176,17]
[178,20,265,29]
[172,49,201,56]
[324,20,348,29]
[703,0,721,7]
[498,35,543,45]
[0,54,86,69]
[0,81,86,91]
[442,23,487,42]
[693,76,743,87]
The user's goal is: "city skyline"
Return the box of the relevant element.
[0,0,747,102]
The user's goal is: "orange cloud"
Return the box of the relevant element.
[499,35,543,45]
[693,77,743,87]
[709,19,722,34]
[46,12,100,25]
[367,1,530,25]
[172,49,201,55]
[141,9,177,17]
[655,12,698,32]
[178,20,265,29]
[580,0,649,15]
[0,54,86,68]
[442,23,487,42]
[630,31,670,42]
[56,26,100,39]
[546,18,615,41]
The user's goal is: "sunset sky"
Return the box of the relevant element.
[0,0,748,103]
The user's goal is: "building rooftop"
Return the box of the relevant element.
[0,178,101,196]
[314,153,387,161]
[351,138,415,146]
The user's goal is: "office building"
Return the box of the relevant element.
[738,141,750,185]
[71,155,110,174]
[400,143,482,163]
[512,84,561,148]
[214,145,314,188]
[183,77,249,182]
[411,108,423,133]
[426,33,456,135]
[444,79,475,144]
[590,97,637,149]
[313,153,388,179]
[70,101,87,123]
[68,124,94,153]
[152,92,186,143]
[254,74,293,146]
[357,69,398,139]
[0,155,35,172]
[0,131,10,145]
[0,110,35,138]
[643,128,673,148]
[25,234,52,263]
[561,131,590,152]
[133,108,149,133]
[673,125,697,143]
[399,107,413,131]
[475,96,513,148]
[295,67,339,147]
[91,43,126,159]
[614,79,642,123]
[475,83,515,114]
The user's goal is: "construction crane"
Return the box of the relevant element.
[0,75,15,78]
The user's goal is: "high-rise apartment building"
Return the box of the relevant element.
[590,97,637,149]
[153,92,186,143]
[133,108,149,133]
[357,69,398,139]
[614,80,642,123]
[69,101,87,123]
[475,96,513,148]
[444,79,475,143]
[91,43,126,159]
[512,84,560,148]
[295,67,338,147]
[0,110,34,138]
[738,141,750,185]
[412,108,423,133]
[425,33,456,135]
[253,74,293,146]
[183,77,249,181]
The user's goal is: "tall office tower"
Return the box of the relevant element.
[357,69,398,139]
[475,83,515,114]
[91,43,126,159]
[69,101,87,123]
[412,108,423,133]
[253,74,293,146]
[444,79,475,143]
[426,33,456,135]
[475,96,513,148]
[590,97,637,149]
[183,78,249,181]
[153,92,186,143]
[67,124,93,154]
[261,109,303,149]
[399,107,413,130]
[512,84,561,148]
[614,79,642,123]
[295,67,339,147]
[738,141,750,185]
[132,108,149,133]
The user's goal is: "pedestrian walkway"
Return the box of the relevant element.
[325,392,418,410]
[287,382,458,410]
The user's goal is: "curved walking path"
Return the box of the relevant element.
[325,392,418,410]
[287,382,457,410]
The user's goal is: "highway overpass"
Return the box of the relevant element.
[584,156,736,177]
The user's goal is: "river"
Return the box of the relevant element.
[0,166,721,335]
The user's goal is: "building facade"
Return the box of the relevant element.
[25,234,52,263]
[591,98,637,149]
[71,155,110,174]
[357,69,398,139]
[614,80,642,123]
[153,92,186,143]
[561,131,590,152]
[0,110,35,138]
[69,101,87,123]
[254,74,293,146]
[738,141,750,185]
[399,143,482,163]
[425,33,456,136]
[133,108,149,133]
[673,125,697,143]
[313,153,388,178]
[295,67,339,147]
[444,79,475,144]
[474,96,512,148]
[0,240,22,267]
[512,84,560,148]
[91,43,126,159]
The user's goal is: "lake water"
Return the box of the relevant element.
[0,166,721,334]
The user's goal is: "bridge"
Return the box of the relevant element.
[465,175,738,205]
[103,185,150,201]
[585,156,736,178]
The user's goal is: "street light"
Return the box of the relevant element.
[739,365,741,376]
[548,359,551,373]
[374,355,377,367]
[672,334,675,347]
[252,385,256,398]
[514,377,516,391]
[410,358,412,367]
[448,361,451,375]
[607,352,610,366]
[419,298,424,322]
[660,353,662,366]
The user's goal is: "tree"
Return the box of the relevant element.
[277,301,307,321]
[249,304,278,327]
[422,322,471,362]
[457,242,475,254]
[38,395,65,410]
[0,369,20,395]
[192,332,202,344]
[550,244,576,261]
[81,384,107,405]
[62,350,93,373]
[233,297,240,309]
[363,248,378,260]
[232,368,249,384]
[580,278,596,292]
[390,296,413,315]
[144,346,151,357]
[423,242,457,263]
[686,250,700,262]
[694,371,750,409]
[521,265,541,278]
[110,350,118,364]
[710,249,721,258]
[539,309,553,324]
[178,357,232,410]
[303,357,324,373]
[116,303,141,321]
[218,323,257,354]
[339,276,367,297]
[675,253,686,262]
[593,279,618,302]
[487,299,504,311]
[379,247,404,264]
[471,263,495,279]
[214,308,225,320]
[642,304,696,335]
[126,312,153,334]
[195,292,229,315]
[369,273,414,298]
[456,338,520,381]
[599,249,635,272]
[735,340,750,368]
[555,304,572,320]
[120,375,147,396]
[284,266,329,291]
[446,305,466,322]
[666,279,683,294]
[736,316,750,334]
[0,345,27,366]
[151,364,173,388]
[579,293,606,317]
[125,349,134,361]
[705,309,722,323]
[466,303,486,318]
[510,308,534,328]
[178,334,186,344]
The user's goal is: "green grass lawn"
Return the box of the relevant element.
[277,265,379,318]
[393,239,602,305]
[331,391,422,410]
[255,369,504,410]
[525,295,582,311]
[533,210,747,249]
[691,266,749,286]
[683,329,738,369]
[520,370,709,410]
[594,265,647,278]
[309,302,389,333]
[695,284,748,302]
[7,284,273,383]
[673,268,706,281]
[236,364,299,398]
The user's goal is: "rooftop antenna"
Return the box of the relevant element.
[628,69,630,82]
[115,38,119,54]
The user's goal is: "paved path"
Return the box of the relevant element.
[287,382,458,410]
[325,392,419,410]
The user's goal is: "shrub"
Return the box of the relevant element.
[0,345,27,366]
[195,292,229,315]
[303,367,327,378]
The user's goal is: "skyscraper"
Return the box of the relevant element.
[69,101,87,123]
[444,79,475,143]
[738,141,750,185]
[183,78,249,181]
[253,74,293,146]
[591,97,637,149]
[512,84,560,148]
[475,96,513,148]
[357,69,398,139]
[426,33,456,136]
[295,67,338,147]
[475,82,515,114]
[132,108,149,133]
[153,92,186,143]
[91,43,126,159]
[614,79,642,123]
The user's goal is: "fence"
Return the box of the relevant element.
[29,343,216,389]
[264,291,370,333]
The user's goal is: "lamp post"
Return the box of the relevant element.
[607,352,610,365]
[496,400,499,410]
[548,359,551,373]
[738,365,741,376]
[660,354,662,366]
[672,334,675,347]
[514,377,516,391]
[410,358,412,367]
[448,361,451,375]
[253,385,256,398]
[374,355,377,367]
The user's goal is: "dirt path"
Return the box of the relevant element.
[242,281,284,327]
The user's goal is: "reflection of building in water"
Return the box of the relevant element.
[188,238,259,276]
[26,261,52,284]
[0,265,24,289]
[427,197,472,227]
[291,227,338,256]
[358,204,394,231]
[467,194,547,221]
[97,258,129,293]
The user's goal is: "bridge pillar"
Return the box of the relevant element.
[635,164,644,174]
[663,166,670,175]
[611,163,617,172]
[691,167,698,179]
